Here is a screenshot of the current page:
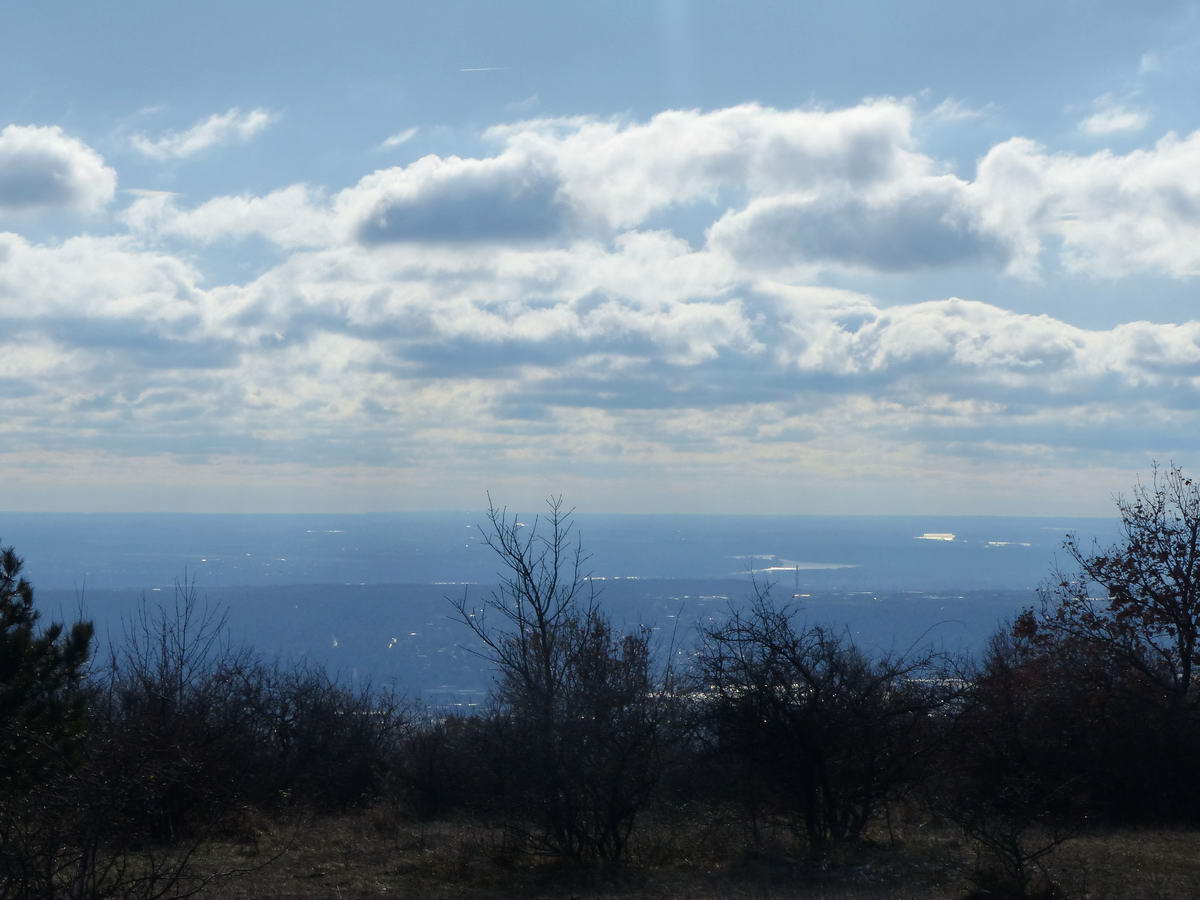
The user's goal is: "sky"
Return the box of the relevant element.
[1,0,1199,515]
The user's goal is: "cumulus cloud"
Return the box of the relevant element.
[4,213,1200,504]
[0,125,116,212]
[707,177,1013,273]
[211,236,1200,424]
[122,185,332,248]
[117,100,1200,283]
[347,152,579,245]
[0,232,206,327]
[977,131,1200,278]
[131,107,279,160]
[318,102,929,248]
[493,101,927,227]
[322,102,1200,280]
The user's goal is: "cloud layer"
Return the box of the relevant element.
[127,101,1200,281]
[3,101,1200,510]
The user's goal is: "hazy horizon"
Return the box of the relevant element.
[16,509,1108,687]
[2,509,1117,594]
[0,507,1120,519]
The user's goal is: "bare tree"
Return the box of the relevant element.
[451,497,671,865]
[453,496,596,725]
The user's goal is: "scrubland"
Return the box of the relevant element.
[10,472,1200,898]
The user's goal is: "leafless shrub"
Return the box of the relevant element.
[692,584,959,864]
[450,497,676,866]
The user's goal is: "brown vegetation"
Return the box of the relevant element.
[183,812,1200,898]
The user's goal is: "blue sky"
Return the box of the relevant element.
[1,1,1199,514]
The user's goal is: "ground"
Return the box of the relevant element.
[185,809,1200,899]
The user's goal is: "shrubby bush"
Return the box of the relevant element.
[233,658,405,814]
[0,565,408,898]
[692,587,957,861]
[439,480,1200,878]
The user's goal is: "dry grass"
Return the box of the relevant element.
[186,807,967,899]
[175,808,1200,898]
[1042,829,1200,898]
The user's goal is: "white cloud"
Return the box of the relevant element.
[707,175,1013,273]
[0,232,204,324]
[208,236,1199,421]
[131,107,279,160]
[113,100,1200,286]
[112,100,1200,286]
[4,208,1200,509]
[493,101,927,228]
[379,127,418,149]
[928,97,995,122]
[326,101,931,249]
[1079,95,1150,135]
[0,125,116,212]
[506,94,540,114]
[978,131,1200,278]
[342,151,580,245]
[1080,108,1149,135]
[122,185,332,248]
[9,100,1190,502]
